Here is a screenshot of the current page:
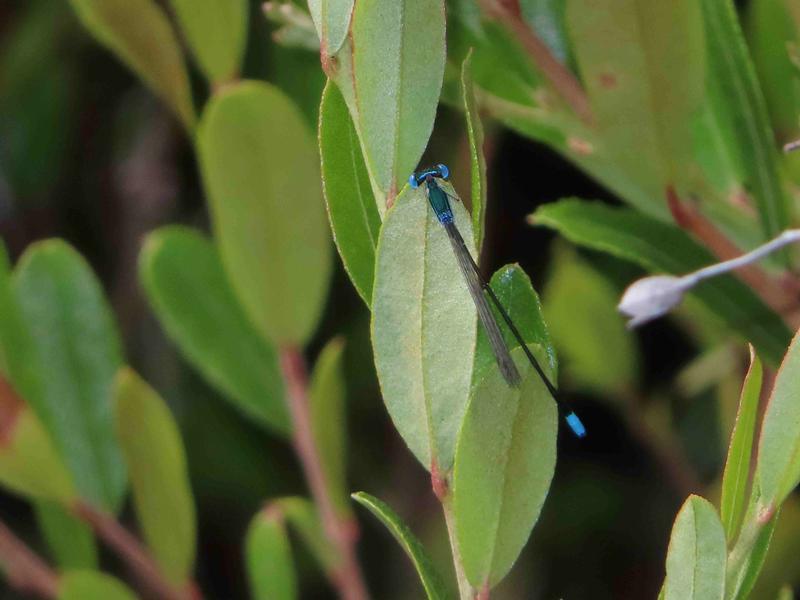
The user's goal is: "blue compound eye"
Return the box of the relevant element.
[436,164,450,179]
[408,173,419,189]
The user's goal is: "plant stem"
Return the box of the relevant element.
[0,518,59,598]
[73,501,198,600]
[279,347,369,600]
[477,0,592,124]
[441,499,473,600]
[725,505,774,597]
[433,466,474,600]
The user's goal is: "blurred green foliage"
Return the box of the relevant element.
[1,0,800,599]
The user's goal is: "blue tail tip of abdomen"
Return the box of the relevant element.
[565,412,586,439]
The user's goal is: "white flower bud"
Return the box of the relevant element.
[618,275,691,328]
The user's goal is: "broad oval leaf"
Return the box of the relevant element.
[720,347,762,542]
[372,188,477,472]
[454,347,557,588]
[309,0,355,55]
[114,368,196,586]
[319,81,381,305]
[473,264,556,386]
[309,338,350,518]
[58,570,137,600]
[351,0,446,198]
[245,508,297,600]
[566,0,705,203]
[198,80,332,346]
[67,0,195,130]
[0,391,75,504]
[168,0,247,85]
[663,495,726,600]
[543,244,637,397]
[13,240,126,510]
[139,226,289,436]
[533,199,791,365]
[755,328,800,507]
[352,492,449,599]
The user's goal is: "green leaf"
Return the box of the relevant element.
[67,0,195,130]
[13,240,126,510]
[197,80,332,346]
[272,497,337,574]
[58,571,137,600]
[35,500,97,569]
[755,328,800,507]
[245,508,297,600]
[309,338,350,518]
[747,0,800,138]
[371,188,477,472]
[168,0,247,84]
[533,199,791,366]
[776,584,794,600]
[114,368,196,586]
[352,492,449,599]
[139,226,289,436]
[351,0,446,197]
[461,52,487,252]
[727,509,779,600]
[0,398,75,504]
[720,347,762,542]
[735,517,778,600]
[700,0,789,239]
[663,496,726,600]
[453,347,557,588]
[542,244,638,396]
[0,243,42,412]
[520,0,572,64]
[448,18,541,109]
[566,0,705,198]
[473,264,556,386]
[319,81,381,305]
[309,0,354,55]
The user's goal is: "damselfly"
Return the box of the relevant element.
[409,164,586,438]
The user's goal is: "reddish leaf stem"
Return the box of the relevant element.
[477,0,593,124]
[73,501,199,600]
[0,519,59,598]
[279,347,369,600]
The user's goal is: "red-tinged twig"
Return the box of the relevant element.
[0,519,59,598]
[73,502,199,600]
[279,347,369,600]
[432,465,474,600]
[477,0,593,124]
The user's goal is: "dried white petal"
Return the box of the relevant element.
[618,275,690,328]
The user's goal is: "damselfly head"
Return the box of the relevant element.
[410,163,451,188]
